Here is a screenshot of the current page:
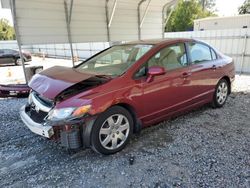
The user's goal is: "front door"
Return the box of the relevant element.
[138,43,192,125]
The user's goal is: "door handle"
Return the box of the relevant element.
[181,72,192,78]
[212,65,217,69]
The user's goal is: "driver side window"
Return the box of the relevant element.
[134,43,188,79]
[148,43,187,71]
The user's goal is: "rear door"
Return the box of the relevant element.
[136,43,193,124]
[186,42,219,102]
[0,50,7,64]
[0,49,15,64]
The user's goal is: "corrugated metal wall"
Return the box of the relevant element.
[12,0,170,44]
[140,0,164,39]
[70,0,107,42]
[165,28,250,73]
[194,15,250,31]
[16,0,68,44]
[108,0,139,41]
[31,42,110,59]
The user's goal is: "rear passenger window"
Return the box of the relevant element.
[188,43,212,63]
[147,43,188,71]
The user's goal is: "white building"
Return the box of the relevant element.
[194,14,250,31]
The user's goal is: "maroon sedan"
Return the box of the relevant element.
[20,38,235,154]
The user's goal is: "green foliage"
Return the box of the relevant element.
[165,0,216,32]
[0,18,15,40]
[238,0,250,14]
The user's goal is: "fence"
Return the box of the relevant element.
[165,28,250,73]
[0,41,32,51]
[0,41,109,60]
[1,28,250,73]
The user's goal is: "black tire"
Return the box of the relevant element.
[15,58,22,66]
[212,78,229,108]
[91,106,133,155]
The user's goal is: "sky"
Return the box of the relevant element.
[0,0,247,26]
[215,0,245,16]
[0,3,12,25]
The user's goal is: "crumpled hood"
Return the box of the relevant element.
[29,66,94,99]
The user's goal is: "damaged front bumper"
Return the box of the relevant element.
[20,105,54,138]
[20,103,95,149]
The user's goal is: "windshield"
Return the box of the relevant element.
[76,44,153,76]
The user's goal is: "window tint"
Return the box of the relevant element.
[188,43,212,63]
[211,48,217,60]
[147,43,187,71]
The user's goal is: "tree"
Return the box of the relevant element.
[0,18,15,40]
[198,0,216,11]
[238,0,250,14]
[165,0,215,32]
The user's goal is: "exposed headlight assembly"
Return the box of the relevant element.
[47,105,91,121]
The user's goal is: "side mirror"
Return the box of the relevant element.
[146,66,166,83]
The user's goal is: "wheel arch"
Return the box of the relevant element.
[113,103,142,133]
[83,102,142,148]
[220,75,231,94]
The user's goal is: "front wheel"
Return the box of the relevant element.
[91,106,133,155]
[212,78,229,108]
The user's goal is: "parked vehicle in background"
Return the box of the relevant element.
[0,84,30,98]
[0,49,32,66]
[20,38,235,155]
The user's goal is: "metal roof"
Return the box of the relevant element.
[1,0,177,83]
[1,0,176,45]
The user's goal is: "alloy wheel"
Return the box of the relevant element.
[216,81,228,105]
[99,114,130,150]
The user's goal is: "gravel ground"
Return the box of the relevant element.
[0,75,250,187]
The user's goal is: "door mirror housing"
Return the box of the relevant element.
[146,66,166,83]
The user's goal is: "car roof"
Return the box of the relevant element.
[124,38,196,46]
[1,49,16,51]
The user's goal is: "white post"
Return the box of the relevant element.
[64,0,75,67]
[240,32,247,75]
[10,0,28,83]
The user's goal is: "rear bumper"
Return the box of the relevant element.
[20,105,54,138]
[0,84,30,98]
[24,55,32,62]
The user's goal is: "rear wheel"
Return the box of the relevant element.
[91,106,133,155]
[15,58,22,66]
[212,78,229,108]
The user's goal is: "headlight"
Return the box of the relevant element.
[47,105,91,121]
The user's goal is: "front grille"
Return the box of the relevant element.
[26,105,48,124]
[26,92,54,124]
